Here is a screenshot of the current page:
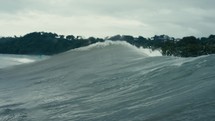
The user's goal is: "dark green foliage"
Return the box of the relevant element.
[108,35,122,40]
[0,32,102,55]
[161,35,215,57]
[66,35,75,40]
[0,32,215,57]
[108,34,215,57]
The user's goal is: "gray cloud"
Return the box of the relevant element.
[0,0,214,37]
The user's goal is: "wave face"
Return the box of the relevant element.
[0,41,214,121]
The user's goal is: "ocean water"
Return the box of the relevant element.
[0,41,214,121]
[0,54,49,69]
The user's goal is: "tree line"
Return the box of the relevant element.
[0,32,214,57]
[0,32,104,55]
[107,34,215,57]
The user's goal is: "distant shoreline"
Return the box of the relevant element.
[0,32,214,57]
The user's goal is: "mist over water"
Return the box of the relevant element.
[0,54,49,69]
[0,41,214,121]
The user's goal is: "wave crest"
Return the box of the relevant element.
[73,41,162,57]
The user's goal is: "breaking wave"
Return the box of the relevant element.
[74,41,162,57]
[0,41,214,121]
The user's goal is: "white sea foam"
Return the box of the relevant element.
[0,54,48,68]
[73,40,162,57]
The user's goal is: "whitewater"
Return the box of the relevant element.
[0,41,214,121]
[0,54,49,69]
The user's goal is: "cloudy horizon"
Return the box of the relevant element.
[0,0,214,38]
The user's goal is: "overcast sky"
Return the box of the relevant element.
[0,0,214,38]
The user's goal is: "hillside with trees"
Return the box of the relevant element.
[107,34,215,57]
[0,32,214,57]
[0,32,104,55]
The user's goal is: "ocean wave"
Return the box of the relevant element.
[0,43,214,121]
[73,40,162,57]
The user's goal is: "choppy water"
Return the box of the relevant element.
[0,41,214,121]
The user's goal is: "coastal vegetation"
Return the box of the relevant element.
[0,32,214,57]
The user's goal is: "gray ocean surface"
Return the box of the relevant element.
[0,41,214,121]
